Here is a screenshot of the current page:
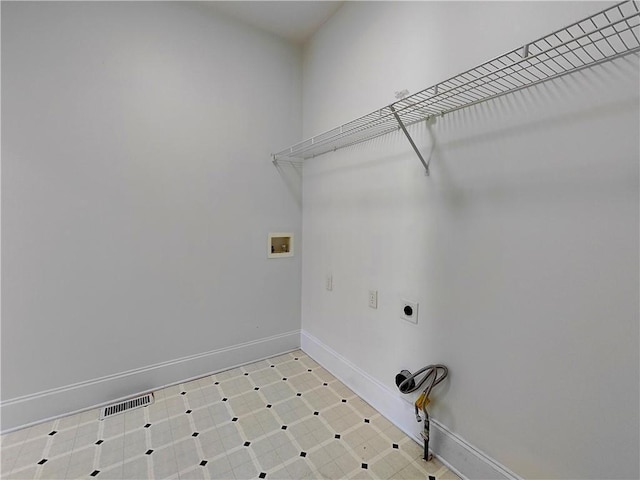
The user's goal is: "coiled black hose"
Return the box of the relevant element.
[396,365,448,421]
[396,364,448,397]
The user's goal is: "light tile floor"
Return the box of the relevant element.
[1,350,459,480]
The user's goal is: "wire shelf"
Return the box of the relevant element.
[272,1,640,164]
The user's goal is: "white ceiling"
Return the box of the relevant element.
[206,1,344,45]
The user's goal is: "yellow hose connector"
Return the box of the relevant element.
[415,392,430,411]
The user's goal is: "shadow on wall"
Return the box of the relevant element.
[426,57,639,212]
[274,161,303,207]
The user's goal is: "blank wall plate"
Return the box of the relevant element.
[368,290,378,309]
[401,299,418,323]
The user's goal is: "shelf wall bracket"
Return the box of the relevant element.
[389,105,430,176]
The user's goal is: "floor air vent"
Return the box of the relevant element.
[100,393,154,420]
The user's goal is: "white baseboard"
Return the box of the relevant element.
[1,330,300,433]
[301,330,521,480]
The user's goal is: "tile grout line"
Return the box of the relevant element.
[295,360,382,480]
[93,416,106,478]
[162,391,182,480]
[1,436,24,475]
[143,402,156,480]
[68,415,99,479]
[255,356,323,478]
[33,418,62,480]
[206,377,267,476]
[341,393,426,472]
[177,382,211,480]
[233,365,277,479]
[341,405,421,479]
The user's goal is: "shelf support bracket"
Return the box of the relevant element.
[389,105,430,176]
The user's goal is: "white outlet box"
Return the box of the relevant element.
[368,290,378,309]
[326,275,333,291]
[401,299,418,323]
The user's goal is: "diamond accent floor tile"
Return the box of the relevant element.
[0,350,458,479]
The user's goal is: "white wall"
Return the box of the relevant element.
[301,2,639,479]
[1,2,302,430]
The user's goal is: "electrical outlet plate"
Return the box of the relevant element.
[401,299,418,323]
[368,290,378,309]
[326,275,333,291]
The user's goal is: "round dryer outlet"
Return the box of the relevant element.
[401,299,418,324]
